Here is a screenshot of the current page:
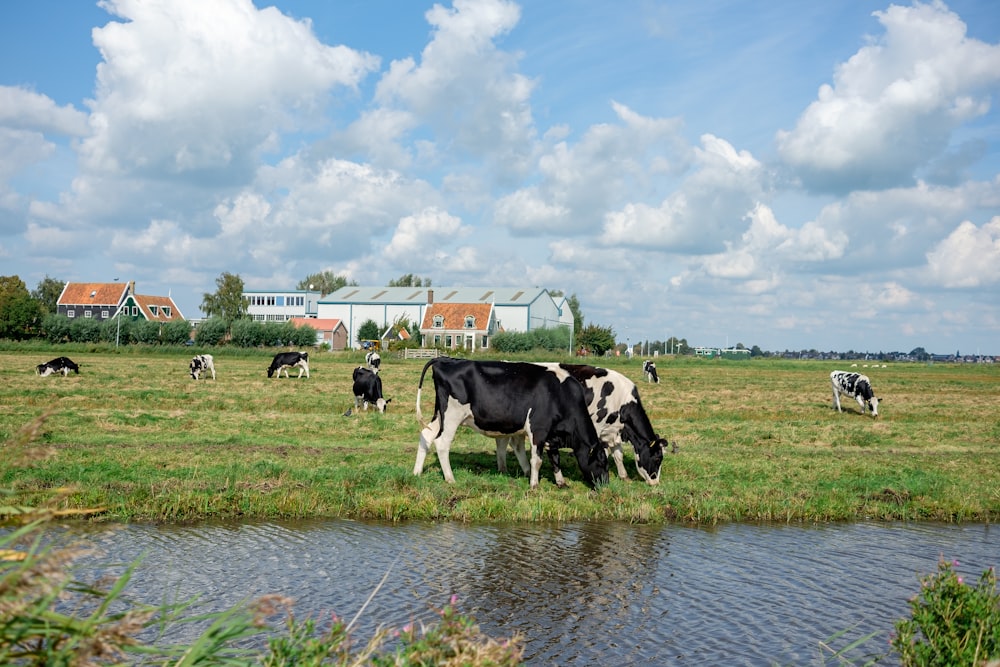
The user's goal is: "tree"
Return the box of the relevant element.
[576,323,616,356]
[32,276,65,315]
[201,272,247,322]
[388,274,431,287]
[0,275,42,340]
[296,271,356,297]
[565,294,583,335]
[357,318,381,344]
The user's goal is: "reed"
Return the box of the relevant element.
[2,347,998,524]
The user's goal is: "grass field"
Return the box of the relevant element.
[2,344,998,524]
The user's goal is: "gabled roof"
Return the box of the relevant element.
[133,294,185,321]
[420,302,494,331]
[59,282,128,307]
[289,317,345,331]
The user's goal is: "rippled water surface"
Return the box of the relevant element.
[70,520,996,665]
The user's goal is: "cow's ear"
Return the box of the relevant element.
[386,398,393,403]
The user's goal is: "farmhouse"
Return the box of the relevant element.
[420,301,497,352]
[317,286,572,350]
[288,317,349,350]
[58,281,185,322]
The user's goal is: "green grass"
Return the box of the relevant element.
[2,345,999,523]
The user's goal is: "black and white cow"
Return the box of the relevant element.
[414,357,609,489]
[365,350,381,372]
[830,370,880,417]
[267,351,310,379]
[352,366,391,413]
[497,364,669,485]
[36,356,79,376]
[642,360,659,384]
[189,354,216,380]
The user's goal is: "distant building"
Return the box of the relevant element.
[243,289,321,321]
[288,317,348,350]
[57,281,184,322]
[419,301,498,352]
[318,286,572,349]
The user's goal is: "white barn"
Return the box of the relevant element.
[317,286,573,349]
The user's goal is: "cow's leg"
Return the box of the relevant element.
[856,396,866,414]
[832,385,842,412]
[414,427,434,476]
[529,442,543,489]
[495,437,509,474]
[547,445,566,487]
[610,443,629,480]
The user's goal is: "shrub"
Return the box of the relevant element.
[892,558,1000,666]
[195,316,228,346]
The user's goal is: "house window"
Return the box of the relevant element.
[84,310,92,318]
[433,334,442,346]
[433,315,444,328]
[163,307,171,317]
[464,315,475,329]
[481,336,489,349]
[132,306,139,316]
[445,335,453,347]
[67,309,75,318]
[150,305,159,316]
[101,310,109,318]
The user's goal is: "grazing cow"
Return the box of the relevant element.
[642,360,659,384]
[365,350,381,372]
[352,366,391,413]
[36,356,79,376]
[189,354,216,380]
[830,370,880,417]
[267,351,310,379]
[414,357,609,489]
[498,364,669,485]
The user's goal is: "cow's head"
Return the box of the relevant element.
[374,397,392,413]
[635,438,667,485]
[582,442,609,487]
[868,395,880,417]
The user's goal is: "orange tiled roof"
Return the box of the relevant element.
[134,294,184,321]
[59,282,128,307]
[420,302,493,330]
[290,317,344,330]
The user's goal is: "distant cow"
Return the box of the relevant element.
[267,351,310,379]
[36,356,79,377]
[830,370,880,417]
[498,363,669,485]
[642,360,659,384]
[414,357,609,489]
[352,366,391,413]
[189,354,216,380]
[365,350,381,372]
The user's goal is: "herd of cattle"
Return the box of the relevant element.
[33,352,881,487]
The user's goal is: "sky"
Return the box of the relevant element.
[1,0,999,355]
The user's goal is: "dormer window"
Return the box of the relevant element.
[432,315,444,328]
[150,305,159,316]
[464,315,476,329]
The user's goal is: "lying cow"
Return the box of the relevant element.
[497,363,669,485]
[642,360,659,384]
[36,356,80,376]
[414,357,609,489]
[352,366,391,413]
[365,350,381,372]
[267,351,310,379]
[830,370,880,417]
[189,354,216,380]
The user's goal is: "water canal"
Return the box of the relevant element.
[70,519,997,665]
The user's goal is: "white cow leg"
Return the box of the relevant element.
[529,445,543,489]
[414,429,434,476]
[436,440,456,483]
[611,445,628,480]
[509,435,530,475]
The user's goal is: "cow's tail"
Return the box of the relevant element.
[415,357,438,430]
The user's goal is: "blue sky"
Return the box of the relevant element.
[2,0,999,354]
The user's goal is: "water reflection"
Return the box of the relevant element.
[66,520,995,666]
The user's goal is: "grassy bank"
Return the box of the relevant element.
[2,346,998,524]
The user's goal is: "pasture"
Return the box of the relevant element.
[2,346,998,524]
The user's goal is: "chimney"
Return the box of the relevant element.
[427,289,434,304]
[128,280,135,295]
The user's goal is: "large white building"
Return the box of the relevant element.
[316,286,574,349]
